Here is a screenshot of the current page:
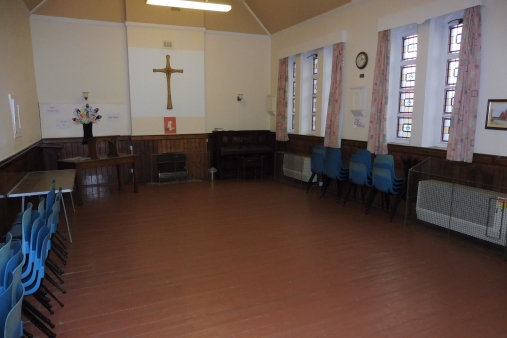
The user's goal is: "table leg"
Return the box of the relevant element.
[117,164,123,191]
[75,171,83,205]
[21,196,25,212]
[61,198,73,243]
[261,156,264,180]
[133,161,139,193]
[69,191,75,212]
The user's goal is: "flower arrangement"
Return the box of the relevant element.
[72,104,102,125]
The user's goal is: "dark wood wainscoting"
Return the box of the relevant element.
[42,135,209,185]
[275,134,507,215]
[276,135,507,179]
[41,137,133,189]
[0,143,44,234]
[131,134,208,183]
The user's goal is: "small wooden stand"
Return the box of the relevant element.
[87,136,120,159]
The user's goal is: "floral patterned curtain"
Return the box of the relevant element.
[446,6,481,162]
[324,43,345,148]
[367,30,391,155]
[276,57,289,141]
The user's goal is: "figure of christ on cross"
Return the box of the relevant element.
[153,55,183,109]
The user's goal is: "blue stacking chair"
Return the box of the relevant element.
[355,149,372,170]
[373,154,405,186]
[4,242,23,304]
[22,225,58,338]
[0,234,24,338]
[4,283,23,338]
[21,213,46,288]
[2,241,24,338]
[343,152,373,206]
[320,148,349,199]
[9,186,50,240]
[45,189,68,267]
[0,273,15,335]
[44,189,68,293]
[306,145,326,193]
[365,163,405,221]
[0,234,13,291]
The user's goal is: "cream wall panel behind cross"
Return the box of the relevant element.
[127,24,205,135]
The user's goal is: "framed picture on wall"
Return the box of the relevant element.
[485,99,507,130]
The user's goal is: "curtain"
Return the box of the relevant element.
[367,30,391,155]
[446,6,482,162]
[324,43,345,148]
[276,57,289,141]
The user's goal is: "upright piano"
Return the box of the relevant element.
[211,130,274,179]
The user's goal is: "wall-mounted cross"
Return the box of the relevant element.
[153,55,183,109]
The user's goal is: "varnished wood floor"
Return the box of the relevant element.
[26,180,507,337]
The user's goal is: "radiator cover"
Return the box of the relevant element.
[282,153,315,182]
[416,180,507,246]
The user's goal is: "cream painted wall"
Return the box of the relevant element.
[270,0,507,157]
[30,15,131,138]
[0,0,42,161]
[127,23,206,135]
[471,0,507,156]
[270,0,420,140]
[204,31,270,132]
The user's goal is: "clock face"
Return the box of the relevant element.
[356,52,368,69]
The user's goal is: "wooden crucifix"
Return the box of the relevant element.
[153,55,183,109]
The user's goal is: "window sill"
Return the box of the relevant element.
[387,139,410,146]
[433,142,448,149]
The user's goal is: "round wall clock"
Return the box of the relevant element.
[355,52,368,69]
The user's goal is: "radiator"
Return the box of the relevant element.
[282,153,315,182]
[416,180,507,246]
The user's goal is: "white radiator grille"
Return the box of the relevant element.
[282,153,315,182]
[416,180,507,246]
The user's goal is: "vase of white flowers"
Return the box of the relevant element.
[72,104,102,144]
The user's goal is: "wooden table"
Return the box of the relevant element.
[57,154,139,205]
[7,169,76,242]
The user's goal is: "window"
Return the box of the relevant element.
[386,10,465,147]
[441,22,462,142]
[311,55,318,131]
[291,61,296,131]
[285,47,331,137]
[397,35,417,139]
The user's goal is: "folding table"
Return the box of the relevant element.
[7,169,76,243]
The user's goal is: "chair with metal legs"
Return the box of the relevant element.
[22,226,57,338]
[4,282,23,338]
[320,148,349,199]
[1,240,25,338]
[306,145,326,193]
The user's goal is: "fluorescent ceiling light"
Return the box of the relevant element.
[147,0,231,12]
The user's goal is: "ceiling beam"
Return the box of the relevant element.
[241,1,270,35]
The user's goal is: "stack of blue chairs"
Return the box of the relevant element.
[365,154,406,221]
[320,148,349,199]
[0,233,25,338]
[306,145,326,193]
[3,185,68,338]
[343,149,373,206]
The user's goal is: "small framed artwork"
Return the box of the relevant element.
[485,99,507,130]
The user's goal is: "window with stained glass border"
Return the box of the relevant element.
[311,55,318,131]
[441,22,462,142]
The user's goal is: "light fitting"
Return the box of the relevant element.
[82,91,89,101]
[147,0,231,12]
[237,94,243,101]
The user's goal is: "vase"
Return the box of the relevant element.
[82,123,93,145]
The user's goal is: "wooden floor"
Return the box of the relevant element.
[26,179,507,337]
